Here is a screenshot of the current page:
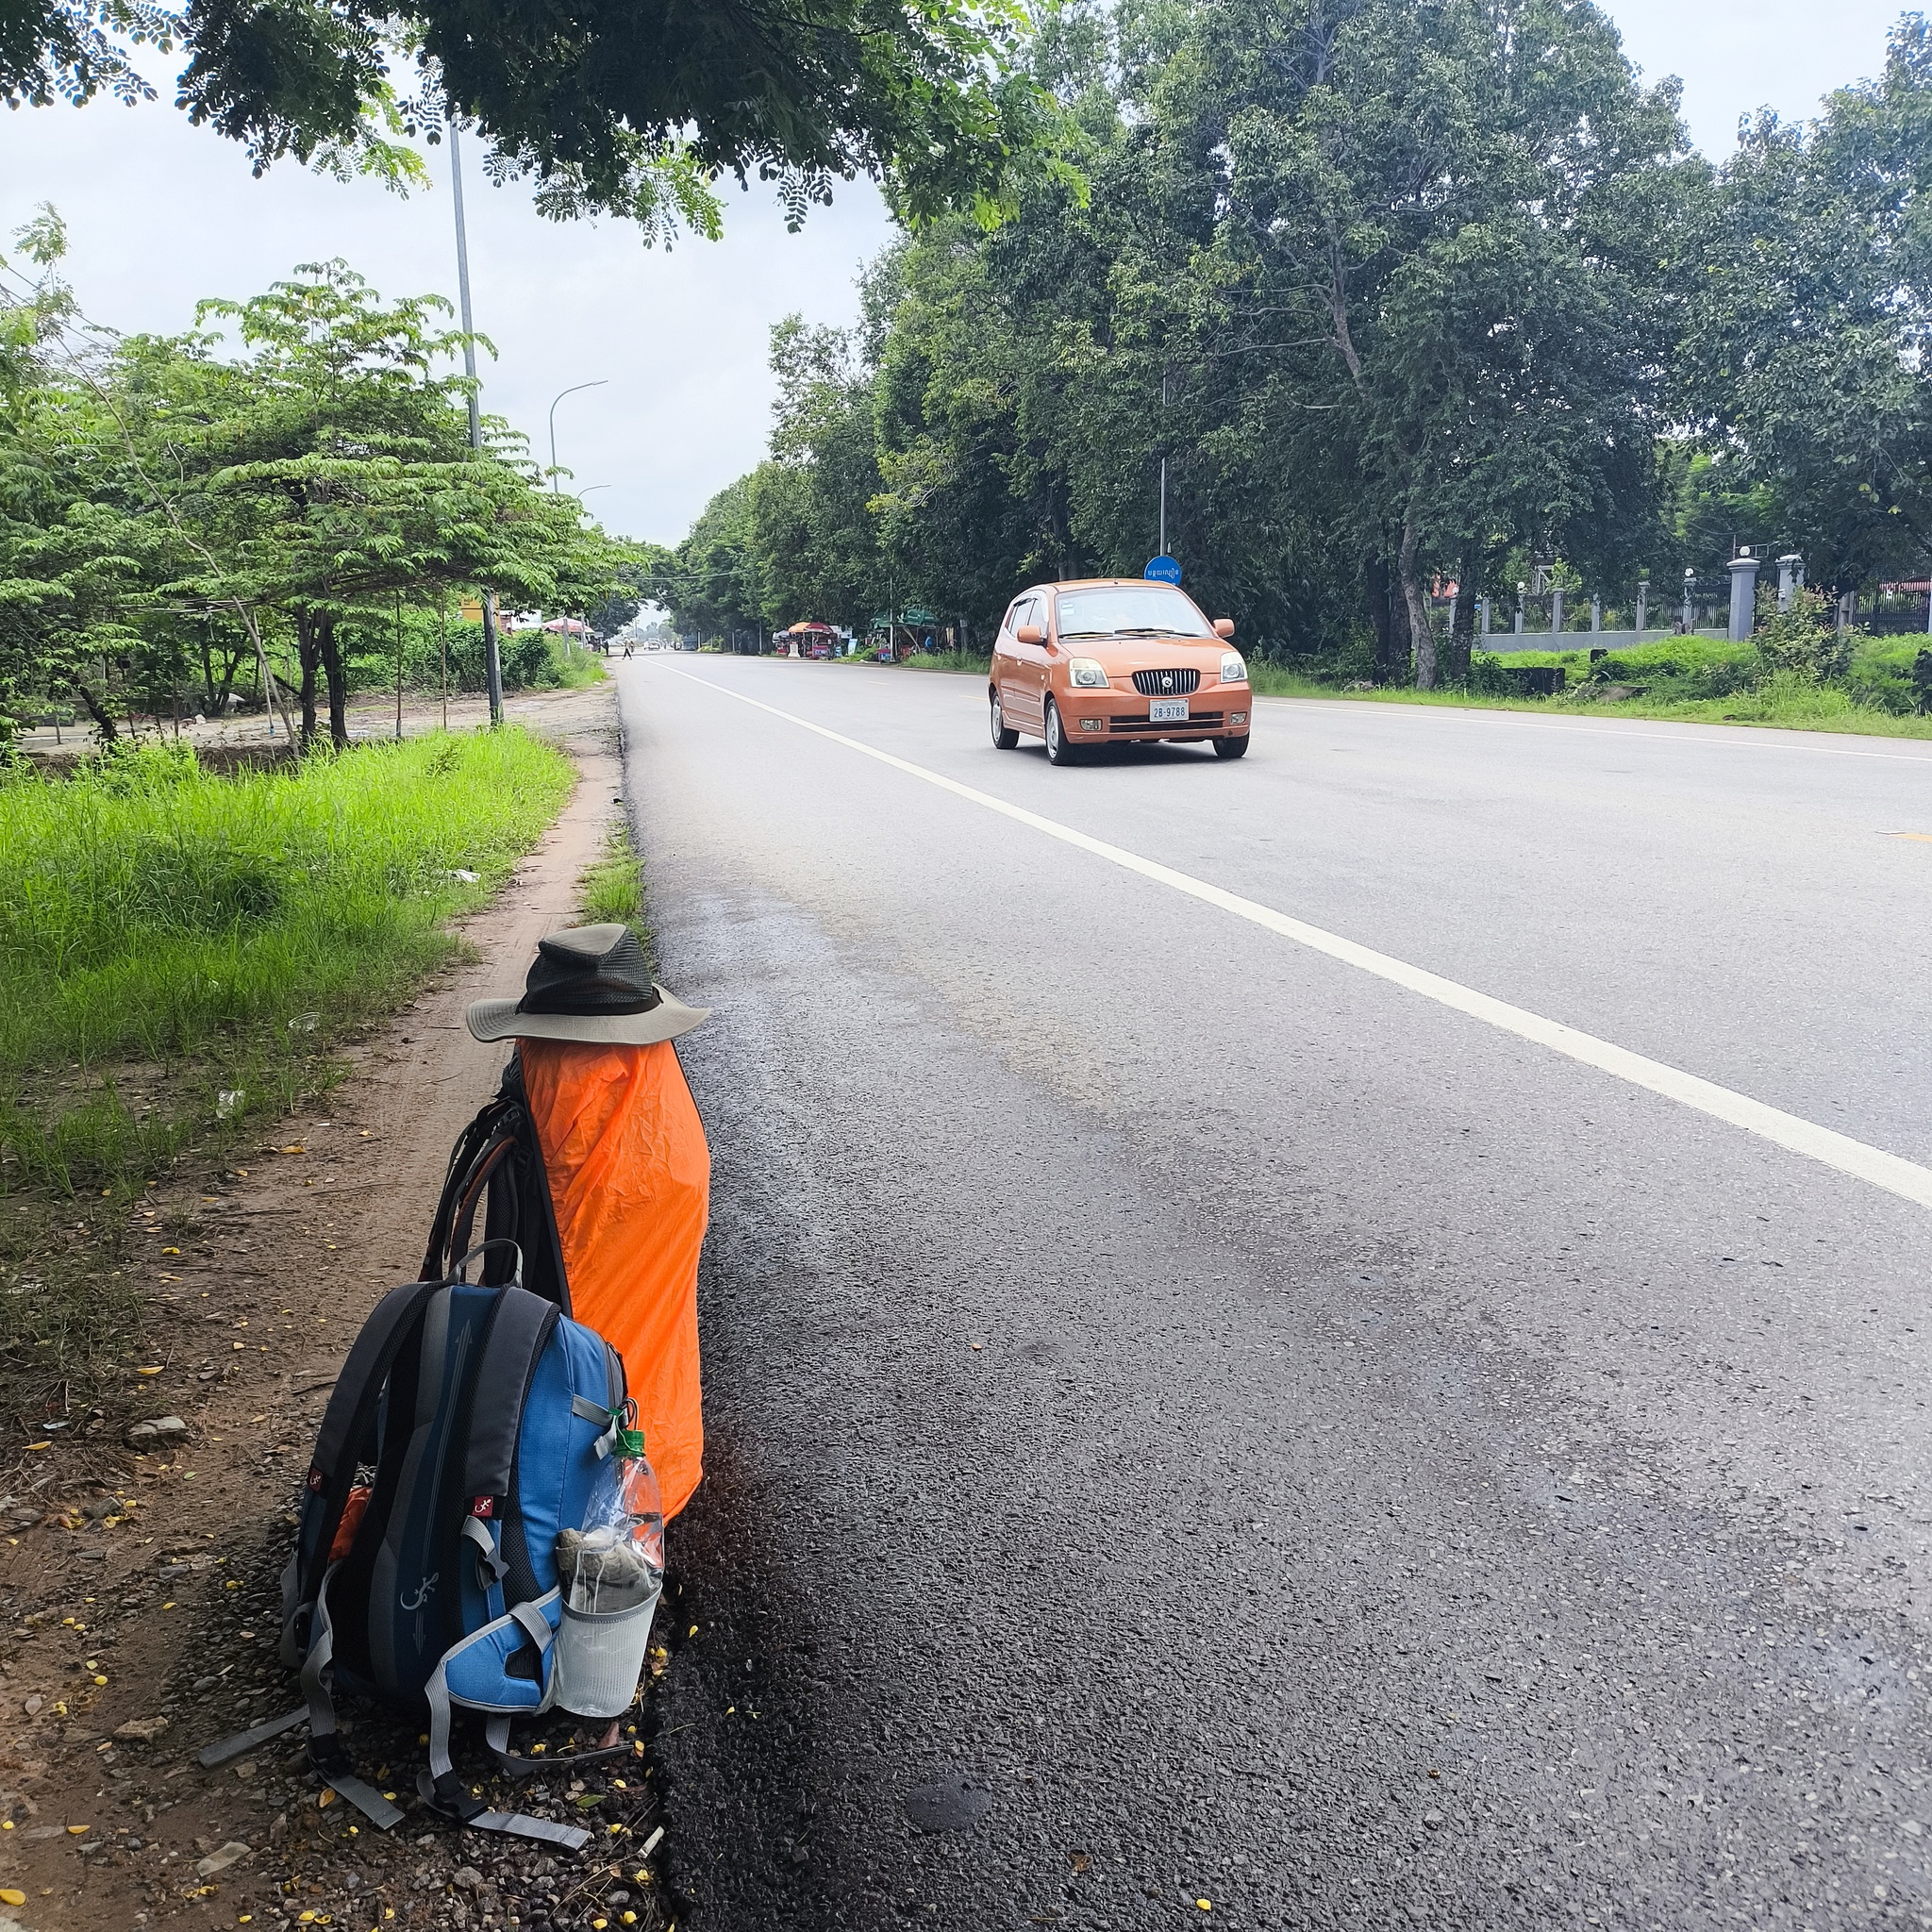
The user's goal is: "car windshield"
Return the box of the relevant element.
[1055,586,1215,640]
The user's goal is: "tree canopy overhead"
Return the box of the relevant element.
[4,0,1048,232]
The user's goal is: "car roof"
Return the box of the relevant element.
[1023,577,1203,596]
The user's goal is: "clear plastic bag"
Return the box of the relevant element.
[554,1404,664,1718]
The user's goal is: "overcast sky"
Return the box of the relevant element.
[0,0,1913,549]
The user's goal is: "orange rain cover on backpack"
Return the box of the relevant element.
[519,1039,709,1519]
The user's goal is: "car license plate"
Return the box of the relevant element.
[1149,697,1190,723]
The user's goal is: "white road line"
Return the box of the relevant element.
[660,665,1932,1211]
[1258,693,1932,765]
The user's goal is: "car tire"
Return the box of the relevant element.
[1044,698,1081,765]
[990,689,1020,750]
[1213,733,1251,759]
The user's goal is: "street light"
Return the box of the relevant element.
[548,381,608,493]
[567,487,612,652]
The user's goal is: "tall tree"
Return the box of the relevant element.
[1177,0,1690,683]
[1680,15,1932,591]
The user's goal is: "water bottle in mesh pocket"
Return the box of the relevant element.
[554,1421,663,1718]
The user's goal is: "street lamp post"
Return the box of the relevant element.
[548,381,608,493]
[572,485,612,653]
[449,125,505,728]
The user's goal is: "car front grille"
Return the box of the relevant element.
[1108,711,1224,734]
[1131,668,1201,697]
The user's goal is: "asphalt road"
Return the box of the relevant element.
[617,658,1932,1930]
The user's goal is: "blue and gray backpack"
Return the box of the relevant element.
[204,1065,641,1848]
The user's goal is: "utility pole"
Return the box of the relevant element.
[1158,371,1169,557]
[450,124,504,727]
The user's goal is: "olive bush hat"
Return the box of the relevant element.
[465,923,709,1046]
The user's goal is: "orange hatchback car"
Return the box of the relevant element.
[989,578,1251,764]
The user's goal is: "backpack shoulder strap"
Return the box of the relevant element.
[461,1286,562,1512]
[420,1053,573,1313]
[419,1099,517,1285]
[280,1277,436,1662]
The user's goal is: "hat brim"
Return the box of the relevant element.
[465,985,710,1047]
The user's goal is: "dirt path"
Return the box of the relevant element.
[0,688,675,1932]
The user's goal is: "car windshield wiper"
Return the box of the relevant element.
[1057,628,1114,639]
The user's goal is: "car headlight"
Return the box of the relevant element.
[1220,653,1247,685]
[1068,657,1110,689]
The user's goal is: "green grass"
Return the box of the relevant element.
[905,650,992,676]
[0,727,575,1388]
[578,819,653,974]
[1243,658,1932,739]
[547,649,609,690]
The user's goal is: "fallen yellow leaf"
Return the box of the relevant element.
[317,1790,336,1808]
[136,1367,162,1377]
[66,1824,87,1835]
[0,1888,24,1906]
[160,1247,181,1257]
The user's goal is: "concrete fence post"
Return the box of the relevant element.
[1727,550,1759,642]
[1682,571,1695,634]
[1551,586,1565,635]
[1515,582,1526,637]
[1591,595,1602,634]
[1636,579,1649,638]
[1776,553,1803,614]
[1479,596,1491,640]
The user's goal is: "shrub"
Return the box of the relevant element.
[1754,588,1852,685]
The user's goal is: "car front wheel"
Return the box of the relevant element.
[1044,698,1081,766]
[1213,733,1250,759]
[990,689,1020,750]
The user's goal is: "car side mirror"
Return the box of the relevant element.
[1016,624,1045,645]
[1213,618,1235,640]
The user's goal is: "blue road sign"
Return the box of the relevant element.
[1144,555,1181,584]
